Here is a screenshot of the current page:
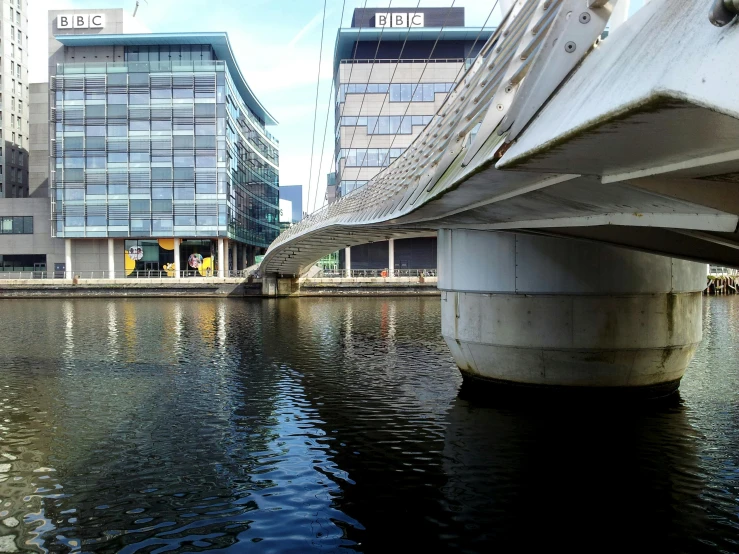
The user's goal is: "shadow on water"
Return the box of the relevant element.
[0,296,736,553]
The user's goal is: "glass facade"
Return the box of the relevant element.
[51,49,279,248]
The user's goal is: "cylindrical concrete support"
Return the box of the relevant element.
[232,242,238,273]
[107,238,115,279]
[438,230,706,395]
[217,238,225,278]
[388,239,395,277]
[242,243,248,269]
[173,238,181,278]
[345,246,352,277]
[65,239,72,279]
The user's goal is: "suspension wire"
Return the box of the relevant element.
[305,0,329,219]
[316,0,370,212]
[387,0,500,158]
[382,0,465,170]
[309,0,357,214]
[332,0,396,209]
[318,0,420,211]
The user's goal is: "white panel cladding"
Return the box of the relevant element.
[438,229,707,294]
[437,229,516,292]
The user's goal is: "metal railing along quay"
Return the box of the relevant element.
[313,269,436,278]
[0,270,253,280]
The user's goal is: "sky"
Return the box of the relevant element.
[28,0,650,215]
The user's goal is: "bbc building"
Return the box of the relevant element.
[327,7,493,273]
[44,9,279,277]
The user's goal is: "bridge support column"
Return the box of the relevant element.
[345,247,351,277]
[388,239,395,277]
[438,230,705,396]
[261,272,298,297]
[262,273,278,296]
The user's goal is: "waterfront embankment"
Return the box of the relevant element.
[0,276,439,297]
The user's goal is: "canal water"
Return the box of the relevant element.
[0,296,737,553]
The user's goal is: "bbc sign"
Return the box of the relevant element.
[57,14,106,29]
[375,13,425,28]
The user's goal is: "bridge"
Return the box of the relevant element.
[260,0,739,396]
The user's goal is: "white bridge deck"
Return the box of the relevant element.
[262,0,739,276]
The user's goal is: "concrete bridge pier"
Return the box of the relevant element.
[261,273,299,297]
[438,230,706,396]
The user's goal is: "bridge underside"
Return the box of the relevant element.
[262,0,739,395]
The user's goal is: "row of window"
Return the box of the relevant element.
[0,148,24,166]
[338,82,454,103]
[8,5,21,23]
[338,115,434,135]
[62,217,227,231]
[339,180,368,196]
[0,128,24,148]
[58,122,222,136]
[0,216,32,234]
[125,45,215,62]
[338,148,404,168]
[60,154,223,169]
[59,89,222,103]
[3,166,23,184]
[60,185,225,199]
[9,41,22,62]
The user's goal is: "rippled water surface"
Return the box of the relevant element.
[0,296,738,552]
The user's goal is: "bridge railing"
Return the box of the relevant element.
[312,269,437,279]
[265,0,615,271]
[0,270,252,280]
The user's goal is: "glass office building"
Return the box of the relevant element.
[327,7,493,272]
[49,16,278,276]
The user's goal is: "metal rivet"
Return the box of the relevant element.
[709,0,739,26]
[565,41,577,53]
[496,104,504,111]
[505,86,513,93]
[579,12,591,24]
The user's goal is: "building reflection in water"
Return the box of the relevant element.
[0,297,737,552]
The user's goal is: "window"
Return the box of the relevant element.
[15,11,19,24]
[17,48,21,62]
[10,25,14,39]
[17,29,21,44]
[10,45,13,58]
[10,62,14,75]
[16,116,20,130]
[17,99,21,113]
[16,64,20,79]
[10,97,14,111]
[10,149,15,164]
[0,216,32,234]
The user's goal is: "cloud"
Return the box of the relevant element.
[28,0,75,83]
[287,8,327,48]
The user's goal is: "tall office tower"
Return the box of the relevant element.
[2,0,29,198]
[328,7,493,272]
[48,9,279,277]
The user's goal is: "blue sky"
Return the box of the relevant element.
[29,0,650,214]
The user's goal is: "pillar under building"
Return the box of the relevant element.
[345,247,352,277]
[388,238,395,277]
[437,230,705,396]
[173,238,181,278]
[107,238,115,279]
[232,242,238,273]
[218,238,225,278]
[65,239,72,279]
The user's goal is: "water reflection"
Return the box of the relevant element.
[0,297,737,552]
